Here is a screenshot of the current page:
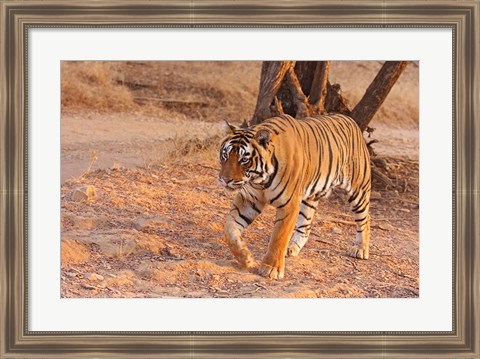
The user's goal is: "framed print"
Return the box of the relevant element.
[1,0,479,358]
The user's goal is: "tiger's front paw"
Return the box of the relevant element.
[240,254,257,269]
[229,246,256,268]
[237,252,258,269]
[286,243,301,257]
[258,261,285,279]
[348,246,369,260]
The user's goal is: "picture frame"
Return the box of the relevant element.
[1,0,478,357]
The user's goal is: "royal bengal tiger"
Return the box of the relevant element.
[218,113,371,279]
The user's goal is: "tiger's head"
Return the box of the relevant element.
[218,121,273,191]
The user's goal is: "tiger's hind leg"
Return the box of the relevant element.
[225,193,265,268]
[286,198,319,257]
[347,186,371,260]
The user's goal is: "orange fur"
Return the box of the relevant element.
[219,114,371,279]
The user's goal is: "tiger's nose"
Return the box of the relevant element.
[219,176,231,185]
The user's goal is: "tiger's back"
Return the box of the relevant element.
[258,114,370,202]
[219,114,371,279]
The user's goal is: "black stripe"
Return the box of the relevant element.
[233,205,253,225]
[303,120,320,152]
[234,220,246,229]
[270,176,290,204]
[318,124,334,194]
[274,215,288,224]
[302,200,317,210]
[353,201,368,214]
[299,211,312,221]
[296,224,311,229]
[277,178,301,208]
[272,170,288,191]
[266,121,287,132]
[251,203,261,214]
[263,152,278,189]
[262,124,280,135]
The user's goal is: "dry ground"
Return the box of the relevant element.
[60,61,419,298]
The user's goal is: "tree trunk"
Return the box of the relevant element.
[251,60,408,134]
[251,61,293,125]
[308,61,331,113]
[252,61,345,123]
[350,61,409,131]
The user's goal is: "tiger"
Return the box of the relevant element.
[218,113,371,279]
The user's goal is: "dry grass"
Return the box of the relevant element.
[62,61,136,111]
[62,60,418,129]
[62,61,261,121]
[166,134,223,163]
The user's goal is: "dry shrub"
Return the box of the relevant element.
[167,134,223,162]
[61,61,135,111]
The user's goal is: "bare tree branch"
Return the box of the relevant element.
[271,96,285,116]
[351,61,409,131]
[325,82,351,115]
[251,61,293,125]
[285,66,310,118]
[308,61,331,114]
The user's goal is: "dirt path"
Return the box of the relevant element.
[61,110,224,182]
[62,110,416,183]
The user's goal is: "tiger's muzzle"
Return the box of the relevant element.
[218,176,245,191]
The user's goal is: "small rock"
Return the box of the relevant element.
[172,178,189,185]
[84,273,104,281]
[65,271,79,278]
[134,218,151,231]
[72,190,88,202]
[134,216,169,231]
[73,216,107,230]
[331,227,342,234]
[373,158,390,171]
[110,163,124,171]
[72,185,96,202]
[370,191,382,200]
[399,208,410,213]
[378,223,394,231]
[81,284,97,290]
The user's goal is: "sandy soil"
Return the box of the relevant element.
[60,61,419,298]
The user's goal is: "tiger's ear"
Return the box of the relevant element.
[255,129,271,148]
[223,119,237,133]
